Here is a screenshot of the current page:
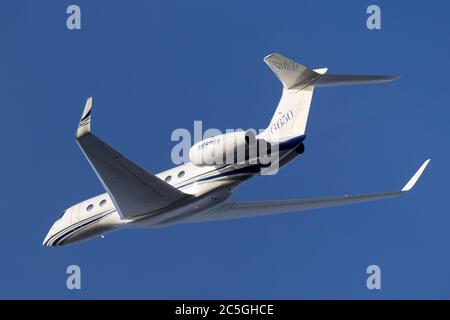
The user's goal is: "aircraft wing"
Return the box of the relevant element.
[186,160,430,223]
[76,98,189,219]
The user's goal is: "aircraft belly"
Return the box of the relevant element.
[126,187,234,227]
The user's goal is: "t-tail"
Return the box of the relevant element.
[258,53,398,143]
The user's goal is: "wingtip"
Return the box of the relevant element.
[83,97,93,114]
[76,97,93,139]
[387,75,400,82]
[401,159,430,192]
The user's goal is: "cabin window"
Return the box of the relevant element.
[178,171,185,178]
[86,204,94,212]
[165,175,172,182]
[99,199,107,207]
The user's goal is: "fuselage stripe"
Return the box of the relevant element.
[45,210,115,246]
[51,212,113,246]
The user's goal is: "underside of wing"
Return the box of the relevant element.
[314,74,398,87]
[185,159,430,223]
[76,98,190,219]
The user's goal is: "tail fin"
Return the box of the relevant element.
[258,53,324,142]
[263,53,325,90]
[259,53,397,142]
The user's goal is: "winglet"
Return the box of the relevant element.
[401,159,430,192]
[76,97,92,139]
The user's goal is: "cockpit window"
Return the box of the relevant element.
[58,210,66,219]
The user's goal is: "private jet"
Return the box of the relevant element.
[43,53,430,246]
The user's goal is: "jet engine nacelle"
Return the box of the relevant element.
[189,131,257,166]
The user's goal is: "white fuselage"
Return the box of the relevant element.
[43,53,405,247]
[43,142,303,247]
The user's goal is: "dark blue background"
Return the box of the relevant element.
[0,0,448,298]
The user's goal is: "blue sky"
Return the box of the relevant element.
[0,0,449,299]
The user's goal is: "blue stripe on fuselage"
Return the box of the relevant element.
[46,211,114,246]
[176,135,306,190]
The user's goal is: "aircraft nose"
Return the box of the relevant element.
[42,229,53,247]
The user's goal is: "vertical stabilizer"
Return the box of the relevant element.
[259,54,325,142]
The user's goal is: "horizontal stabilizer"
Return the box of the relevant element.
[260,53,397,143]
[314,74,398,87]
